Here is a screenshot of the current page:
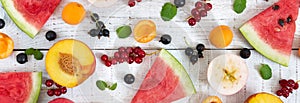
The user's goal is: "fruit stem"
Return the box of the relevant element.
[146,50,161,56]
[297,80,300,83]
[184,37,192,47]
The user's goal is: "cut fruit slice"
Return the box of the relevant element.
[87,0,117,8]
[133,20,157,43]
[1,0,61,38]
[207,54,248,95]
[62,2,86,25]
[49,98,74,103]
[46,39,96,88]
[245,92,283,103]
[209,25,233,48]
[131,49,196,103]
[239,0,299,66]
[0,72,42,103]
[0,32,14,59]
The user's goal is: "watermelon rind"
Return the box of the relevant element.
[159,49,196,95]
[240,23,289,67]
[27,72,42,103]
[1,0,39,38]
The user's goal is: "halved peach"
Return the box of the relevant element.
[245,92,283,103]
[0,32,14,59]
[46,39,96,88]
[209,25,233,48]
[133,20,157,43]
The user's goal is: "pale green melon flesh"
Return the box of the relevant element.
[159,49,196,95]
[1,0,39,38]
[240,23,289,67]
[27,72,42,103]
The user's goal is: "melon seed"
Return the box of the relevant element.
[272,5,279,10]
[58,52,80,75]
[278,19,285,27]
[287,16,292,23]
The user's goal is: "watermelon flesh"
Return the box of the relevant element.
[131,49,196,103]
[1,0,61,38]
[240,0,299,66]
[0,72,42,103]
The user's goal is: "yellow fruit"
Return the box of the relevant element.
[202,96,222,103]
[62,2,86,25]
[134,20,157,43]
[46,39,96,88]
[245,92,283,103]
[0,32,14,59]
[209,25,233,48]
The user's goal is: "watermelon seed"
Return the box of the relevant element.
[278,19,285,27]
[274,27,281,32]
[272,5,280,10]
[287,16,292,23]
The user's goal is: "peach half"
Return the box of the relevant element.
[244,92,283,103]
[46,39,96,88]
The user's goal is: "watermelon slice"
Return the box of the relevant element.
[131,49,196,103]
[239,0,299,67]
[1,0,61,38]
[0,72,42,103]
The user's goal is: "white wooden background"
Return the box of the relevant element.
[0,0,299,103]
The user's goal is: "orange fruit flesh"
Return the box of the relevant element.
[134,20,157,43]
[209,25,233,48]
[0,33,14,59]
[62,2,86,25]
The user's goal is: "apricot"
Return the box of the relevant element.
[62,2,86,25]
[202,96,222,103]
[245,92,283,103]
[46,39,96,88]
[209,25,233,48]
[133,20,157,43]
[0,32,14,59]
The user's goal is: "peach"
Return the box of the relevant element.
[202,96,222,103]
[244,92,283,103]
[45,39,96,88]
[0,32,14,59]
[133,20,157,43]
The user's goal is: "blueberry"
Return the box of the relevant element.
[88,29,100,37]
[185,47,194,56]
[45,31,57,41]
[16,53,28,64]
[102,29,110,37]
[0,19,5,29]
[240,48,251,59]
[159,34,172,45]
[91,13,99,22]
[124,74,135,84]
[196,43,205,52]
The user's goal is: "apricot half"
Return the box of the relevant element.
[209,25,233,48]
[244,92,283,103]
[62,2,86,25]
[133,20,157,43]
[46,39,96,88]
[0,32,14,59]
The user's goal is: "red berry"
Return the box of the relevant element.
[282,92,289,98]
[55,83,62,88]
[205,3,212,11]
[293,82,299,89]
[281,87,289,93]
[119,58,125,63]
[287,79,295,87]
[134,57,143,64]
[121,52,129,59]
[128,1,135,7]
[114,52,120,58]
[136,0,142,2]
[276,90,283,96]
[118,47,126,52]
[111,58,118,65]
[127,57,134,64]
[126,47,133,53]
[191,8,200,17]
[288,87,293,93]
[60,87,67,94]
[137,50,146,58]
[101,55,108,61]
[194,15,201,22]
[133,47,141,54]
[45,79,54,87]
[54,89,62,96]
[188,18,196,26]
[47,89,54,96]
[195,1,203,9]
[279,79,288,87]
[105,61,112,67]
[200,10,207,17]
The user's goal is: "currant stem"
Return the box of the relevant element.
[146,50,161,56]
[184,37,192,47]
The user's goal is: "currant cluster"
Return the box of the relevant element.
[188,1,212,26]
[276,79,299,98]
[101,47,146,67]
[45,79,67,96]
[128,0,142,7]
[185,44,205,64]
[88,13,110,39]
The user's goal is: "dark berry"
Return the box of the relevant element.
[45,31,57,41]
[174,0,185,7]
[45,79,54,87]
[102,29,110,37]
[185,47,194,56]
[198,52,204,58]
[16,53,28,64]
[272,5,280,10]
[287,16,292,23]
[278,19,285,27]
[196,44,205,52]
[47,89,54,96]
[90,13,99,22]
[159,34,172,45]
[240,48,251,59]
[188,18,196,26]
[0,19,5,29]
[124,74,135,84]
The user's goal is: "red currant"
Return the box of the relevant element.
[287,79,295,87]
[127,57,134,64]
[60,87,67,94]
[133,47,141,54]
[188,18,196,26]
[119,58,125,63]
[134,57,143,64]
[55,83,62,88]
[276,90,283,96]
[126,47,133,53]
[205,3,212,11]
[47,89,54,96]
[118,47,126,52]
[105,60,112,67]
[101,55,108,61]
[121,52,129,59]
[194,15,201,22]
[293,82,299,89]
[279,79,288,87]
[282,92,289,98]
[114,52,120,58]
[45,79,54,87]
[128,1,135,7]
[137,50,146,58]
[200,10,207,17]
[54,89,62,96]
[111,58,118,65]
[191,8,200,17]
[195,1,203,9]
[136,0,142,2]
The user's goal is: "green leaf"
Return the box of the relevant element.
[259,64,272,80]
[116,25,132,38]
[96,80,107,90]
[25,48,35,55]
[160,2,177,21]
[33,50,43,60]
[109,83,117,90]
[233,0,246,14]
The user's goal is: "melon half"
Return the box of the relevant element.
[1,0,61,38]
[239,0,299,66]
